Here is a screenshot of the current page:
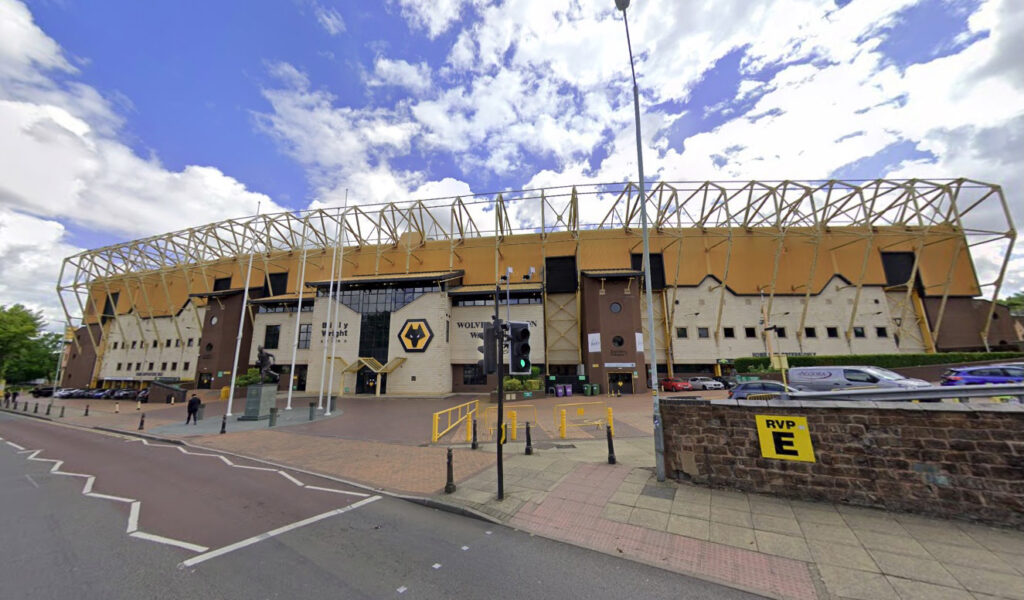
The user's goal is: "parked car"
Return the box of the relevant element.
[137,389,150,403]
[113,389,137,399]
[659,377,693,392]
[87,389,108,399]
[787,366,930,391]
[30,386,55,398]
[940,365,1024,386]
[728,380,797,399]
[54,388,76,398]
[688,376,725,390]
[712,376,737,389]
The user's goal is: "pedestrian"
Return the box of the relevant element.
[11,390,19,403]
[3,391,9,404]
[185,394,200,425]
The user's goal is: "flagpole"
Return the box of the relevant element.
[317,210,341,409]
[325,193,347,415]
[285,215,310,410]
[227,201,261,417]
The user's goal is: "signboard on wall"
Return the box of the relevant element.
[398,319,433,352]
[588,333,600,353]
[755,415,816,463]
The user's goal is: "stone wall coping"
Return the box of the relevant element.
[736,399,768,407]
[708,399,736,406]
[967,402,1024,412]
[686,398,1024,414]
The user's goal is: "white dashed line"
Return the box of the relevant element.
[396,586,408,594]
[6,441,25,450]
[432,563,441,569]
[461,545,469,551]
[485,530,492,535]
[24,474,39,488]
[179,495,382,568]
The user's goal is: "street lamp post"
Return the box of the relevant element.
[615,0,665,482]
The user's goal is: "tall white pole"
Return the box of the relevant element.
[227,203,261,417]
[317,213,341,409]
[325,201,346,415]
[285,217,310,411]
[618,3,665,481]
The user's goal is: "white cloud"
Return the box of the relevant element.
[314,3,346,35]
[395,0,473,39]
[368,57,432,94]
[0,0,282,327]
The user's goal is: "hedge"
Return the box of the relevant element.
[734,351,1024,373]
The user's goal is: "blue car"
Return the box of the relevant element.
[940,365,1024,386]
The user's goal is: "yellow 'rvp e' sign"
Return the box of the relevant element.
[755,415,816,463]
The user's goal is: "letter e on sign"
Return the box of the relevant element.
[755,415,815,463]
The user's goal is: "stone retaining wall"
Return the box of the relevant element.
[660,398,1024,528]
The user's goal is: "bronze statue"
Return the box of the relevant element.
[256,345,279,383]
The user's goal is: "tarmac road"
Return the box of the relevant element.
[0,412,762,599]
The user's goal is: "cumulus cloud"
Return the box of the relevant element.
[313,3,346,35]
[368,57,432,94]
[0,0,282,328]
[395,0,474,39]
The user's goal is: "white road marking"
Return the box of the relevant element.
[278,471,305,486]
[130,531,208,553]
[461,545,469,551]
[24,474,39,488]
[485,531,492,535]
[6,441,25,450]
[179,495,382,568]
[432,563,441,569]
[127,501,141,533]
[396,586,408,594]
[303,485,370,497]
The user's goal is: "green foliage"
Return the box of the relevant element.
[999,291,1024,314]
[234,368,263,387]
[0,305,54,382]
[734,352,1024,373]
[524,379,542,391]
[502,377,523,391]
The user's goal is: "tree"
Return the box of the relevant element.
[0,304,47,380]
[998,291,1024,315]
[5,331,61,384]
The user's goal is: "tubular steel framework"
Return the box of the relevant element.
[59,178,1016,355]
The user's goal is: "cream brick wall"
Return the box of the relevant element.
[386,293,452,395]
[303,300,361,397]
[450,303,545,363]
[669,277,901,363]
[99,305,205,383]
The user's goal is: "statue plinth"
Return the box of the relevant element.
[238,383,276,421]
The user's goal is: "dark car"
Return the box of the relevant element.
[137,389,150,403]
[940,365,1024,386]
[659,377,693,392]
[113,389,137,399]
[728,380,797,399]
[712,376,737,389]
[30,386,55,398]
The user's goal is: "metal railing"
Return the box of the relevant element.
[431,400,479,443]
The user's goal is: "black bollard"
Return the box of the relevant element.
[59,405,65,418]
[444,447,456,494]
[220,415,226,434]
[23,402,28,412]
[34,402,39,414]
[84,404,89,416]
[45,404,51,416]
[308,401,316,421]
[525,421,533,455]
[471,418,478,450]
[268,407,278,427]
[606,424,616,465]
[138,413,145,431]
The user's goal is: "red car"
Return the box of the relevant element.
[659,377,693,392]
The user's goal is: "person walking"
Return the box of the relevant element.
[185,394,201,425]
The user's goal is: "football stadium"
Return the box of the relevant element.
[56,178,1019,396]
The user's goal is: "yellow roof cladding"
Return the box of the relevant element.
[249,292,302,304]
[307,270,463,287]
[449,282,543,295]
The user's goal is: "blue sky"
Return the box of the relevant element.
[0,0,1022,326]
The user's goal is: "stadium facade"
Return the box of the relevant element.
[57,179,1020,396]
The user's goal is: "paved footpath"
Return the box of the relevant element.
[5,394,1023,600]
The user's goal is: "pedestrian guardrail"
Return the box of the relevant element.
[553,401,607,432]
[785,384,1024,403]
[431,400,479,443]
[482,405,539,438]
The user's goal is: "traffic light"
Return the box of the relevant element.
[477,322,496,375]
[508,321,531,375]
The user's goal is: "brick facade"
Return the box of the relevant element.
[660,398,1024,528]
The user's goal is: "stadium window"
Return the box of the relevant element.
[723,327,735,338]
[698,327,710,339]
[463,364,486,385]
[175,339,181,347]
[171,362,178,371]
[116,362,122,370]
[744,327,756,338]
[131,341,137,349]
[264,325,281,349]
[148,362,154,370]
[187,338,194,347]
[297,324,311,349]
[776,327,787,338]
[183,362,190,371]
[876,326,888,338]
[853,326,866,338]
[804,327,817,338]
[675,327,688,339]
[112,342,118,349]
[166,339,171,348]
[161,362,167,371]
[135,362,141,371]
[152,340,158,348]
[827,326,839,338]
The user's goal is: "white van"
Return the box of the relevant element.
[787,366,930,392]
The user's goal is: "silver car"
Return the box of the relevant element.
[688,376,724,390]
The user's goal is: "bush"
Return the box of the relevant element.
[234,368,263,387]
[524,379,542,391]
[503,377,523,391]
[734,351,1024,373]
